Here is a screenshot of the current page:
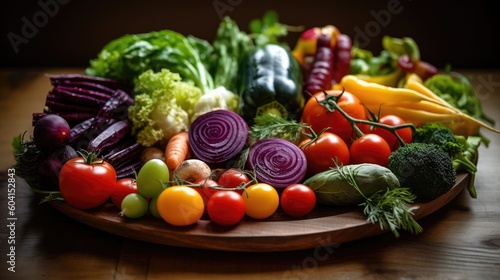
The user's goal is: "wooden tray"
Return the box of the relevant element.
[48,173,470,252]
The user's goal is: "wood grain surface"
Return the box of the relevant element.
[1,69,499,279]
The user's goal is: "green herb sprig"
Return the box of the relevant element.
[338,165,423,237]
[250,114,313,144]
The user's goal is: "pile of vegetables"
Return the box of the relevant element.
[11,11,500,239]
[13,74,142,192]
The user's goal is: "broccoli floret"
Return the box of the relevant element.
[413,123,457,148]
[411,123,481,198]
[388,142,456,201]
[413,123,477,174]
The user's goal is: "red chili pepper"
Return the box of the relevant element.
[397,54,438,81]
[292,25,340,66]
[414,60,438,81]
[303,33,334,100]
[332,34,352,83]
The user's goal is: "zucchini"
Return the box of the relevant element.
[304,163,400,206]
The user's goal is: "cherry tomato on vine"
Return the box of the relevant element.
[349,134,391,166]
[218,168,250,194]
[207,191,246,226]
[280,184,316,218]
[369,115,413,151]
[299,132,350,176]
[242,183,279,219]
[59,155,116,210]
[111,178,138,209]
[156,186,204,226]
[301,90,367,146]
[193,178,219,213]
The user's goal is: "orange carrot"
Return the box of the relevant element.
[165,132,190,171]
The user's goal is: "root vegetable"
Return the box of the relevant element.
[141,147,165,164]
[340,74,500,136]
[165,132,190,170]
[173,159,211,184]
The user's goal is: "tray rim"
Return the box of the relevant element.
[47,173,470,252]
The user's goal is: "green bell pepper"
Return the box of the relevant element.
[237,44,304,124]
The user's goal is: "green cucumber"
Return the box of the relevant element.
[304,163,400,206]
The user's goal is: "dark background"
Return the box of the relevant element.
[1,0,499,69]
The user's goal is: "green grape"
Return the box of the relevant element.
[136,159,170,198]
[120,193,149,219]
[149,196,161,218]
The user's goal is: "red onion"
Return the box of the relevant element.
[247,138,307,188]
[189,109,249,166]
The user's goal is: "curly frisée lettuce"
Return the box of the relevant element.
[128,69,202,147]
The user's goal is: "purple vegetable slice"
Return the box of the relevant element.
[47,74,131,92]
[189,109,249,166]
[56,81,117,96]
[51,85,111,103]
[116,160,144,180]
[105,142,143,169]
[91,89,134,129]
[45,97,100,113]
[69,118,120,151]
[247,138,307,188]
[87,120,132,153]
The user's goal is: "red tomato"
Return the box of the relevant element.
[111,178,138,209]
[301,90,367,146]
[193,178,219,212]
[370,115,413,151]
[299,132,350,176]
[218,169,250,194]
[207,191,246,226]
[280,184,316,217]
[59,157,116,210]
[349,134,391,167]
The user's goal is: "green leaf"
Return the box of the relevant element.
[250,114,310,143]
[86,29,214,92]
[249,19,262,34]
[38,192,64,204]
[262,10,278,26]
[12,133,24,156]
[248,10,288,47]
[338,166,423,237]
[361,188,423,237]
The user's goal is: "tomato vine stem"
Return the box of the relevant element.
[319,90,416,146]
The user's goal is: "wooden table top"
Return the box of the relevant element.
[1,68,499,279]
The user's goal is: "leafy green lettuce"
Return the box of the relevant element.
[85,11,291,95]
[86,30,214,93]
[424,73,495,126]
[128,69,202,147]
